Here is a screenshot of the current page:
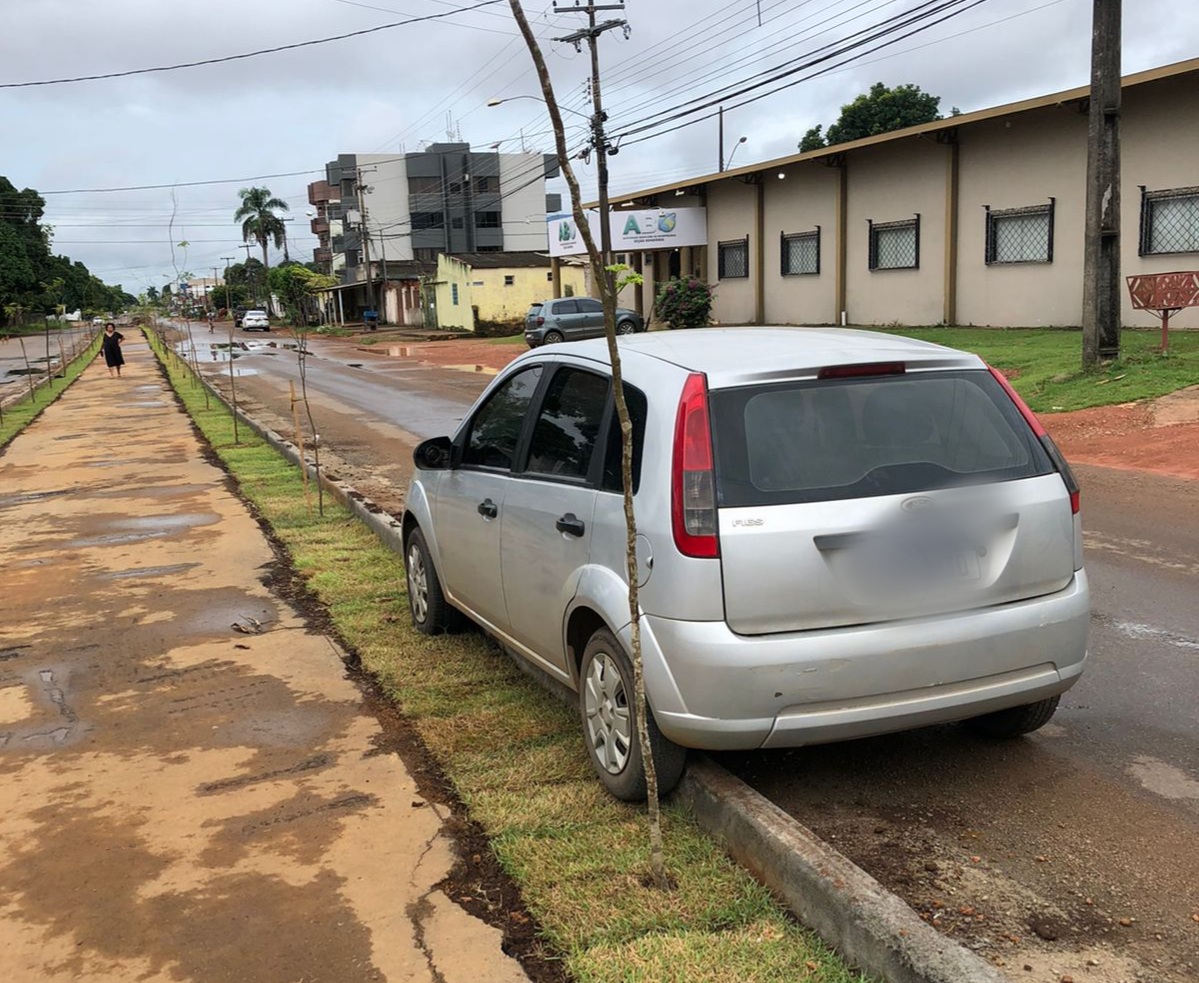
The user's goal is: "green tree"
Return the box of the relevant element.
[267,264,335,326]
[234,187,289,306]
[800,82,944,150]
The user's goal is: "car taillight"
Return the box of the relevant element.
[536,316,544,326]
[989,365,1080,514]
[672,372,719,558]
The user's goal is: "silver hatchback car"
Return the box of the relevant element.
[403,328,1089,800]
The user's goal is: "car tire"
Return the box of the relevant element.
[543,329,565,345]
[616,319,637,336]
[965,695,1061,738]
[405,527,460,635]
[579,627,686,801]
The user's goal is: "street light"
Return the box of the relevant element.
[724,135,748,171]
[487,95,591,119]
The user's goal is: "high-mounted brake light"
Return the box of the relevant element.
[817,361,906,380]
[989,365,1080,514]
[671,372,719,558]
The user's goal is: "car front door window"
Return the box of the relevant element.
[462,366,543,470]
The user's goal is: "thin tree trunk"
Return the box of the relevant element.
[18,338,37,401]
[508,0,668,889]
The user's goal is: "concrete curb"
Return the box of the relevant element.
[153,327,1007,983]
[677,758,1007,983]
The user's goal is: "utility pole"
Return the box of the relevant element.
[221,257,236,316]
[239,243,256,304]
[1082,0,1122,367]
[356,165,377,324]
[553,1,628,293]
[719,105,724,172]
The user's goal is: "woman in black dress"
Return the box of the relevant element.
[101,322,125,378]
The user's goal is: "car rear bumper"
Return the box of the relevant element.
[641,571,1089,750]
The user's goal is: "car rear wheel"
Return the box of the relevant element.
[543,329,565,345]
[616,319,637,336]
[965,695,1060,738]
[406,528,460,634]
[579,628,686,801]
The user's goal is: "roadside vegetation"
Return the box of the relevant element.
[880,325,1199,413]
[143,328,866,983]
[0,333,100,452]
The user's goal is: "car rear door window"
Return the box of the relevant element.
[551,300,579,316]
[711,370,1054,506]
[461,366,543,471]
[601,385,648,493]
[524,367,609,480]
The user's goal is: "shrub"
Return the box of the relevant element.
[654,277,714,330]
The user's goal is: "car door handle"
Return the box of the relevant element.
[477,498,498,519]
[556,513,586,537]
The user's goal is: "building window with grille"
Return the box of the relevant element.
[504,275,516,286]
[451,283,460,306]
[781,228,820,276]
[475,211,501,229]
[1139,186,1199,255]
[985,200,1054,264]
[869,216,919,271]
[718,237,749,279]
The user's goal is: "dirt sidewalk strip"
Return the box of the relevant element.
[0,338,529,983]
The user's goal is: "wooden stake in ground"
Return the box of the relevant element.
[227,321,240,444]
[44,320,53,391]
[17,337,37,402]
[289,379,314,515]
[508,0,669,889]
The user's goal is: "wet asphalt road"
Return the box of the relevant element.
[187,327,1199,979]
[0,326,95,400]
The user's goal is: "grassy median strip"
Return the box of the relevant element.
[880,326,1199,413]
[0,334,101,453]
[144,330,867,983]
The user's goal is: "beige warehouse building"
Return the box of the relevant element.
[607,57,1199,330]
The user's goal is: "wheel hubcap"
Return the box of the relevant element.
[407,544,428,623]
[583,653,631,774]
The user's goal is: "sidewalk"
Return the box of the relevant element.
[0,336,529,983]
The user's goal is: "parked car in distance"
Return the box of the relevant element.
[525,297,644,347]
[240,310,270,331]
[402,328,1089,801]
[233,307,248,327]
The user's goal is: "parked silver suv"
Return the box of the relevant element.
[403,328,1089,800]
[525,297,644,347]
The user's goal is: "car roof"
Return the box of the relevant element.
[527,327,982,387]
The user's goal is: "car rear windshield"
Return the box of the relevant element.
[710,369,1054,507]
[526,304,542,317]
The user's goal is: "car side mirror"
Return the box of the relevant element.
[414,436,455,471]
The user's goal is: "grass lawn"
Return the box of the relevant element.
[880,326,1199,413]
[143,328,868,983]
[0,336,101,452]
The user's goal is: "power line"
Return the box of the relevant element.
[0,0,506,89]
[612,0,993,144]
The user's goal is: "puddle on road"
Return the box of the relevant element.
[69,512,220,547]
[0,489,72,509]
[101,562,201,581]
[117,401,169,409]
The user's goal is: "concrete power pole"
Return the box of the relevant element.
[356,166,377,325]
[553,1,628,293]
[1082,0,1122,367]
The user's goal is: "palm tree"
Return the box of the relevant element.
[234,187,289,308]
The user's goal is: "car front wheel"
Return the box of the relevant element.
[965,695,1060,738]
[405,527,459,634]
[579,628,686,801]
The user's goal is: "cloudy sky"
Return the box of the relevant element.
[3,0,1196,295]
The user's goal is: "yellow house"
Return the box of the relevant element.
[444,253,587,330]
[424,254,475,332]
